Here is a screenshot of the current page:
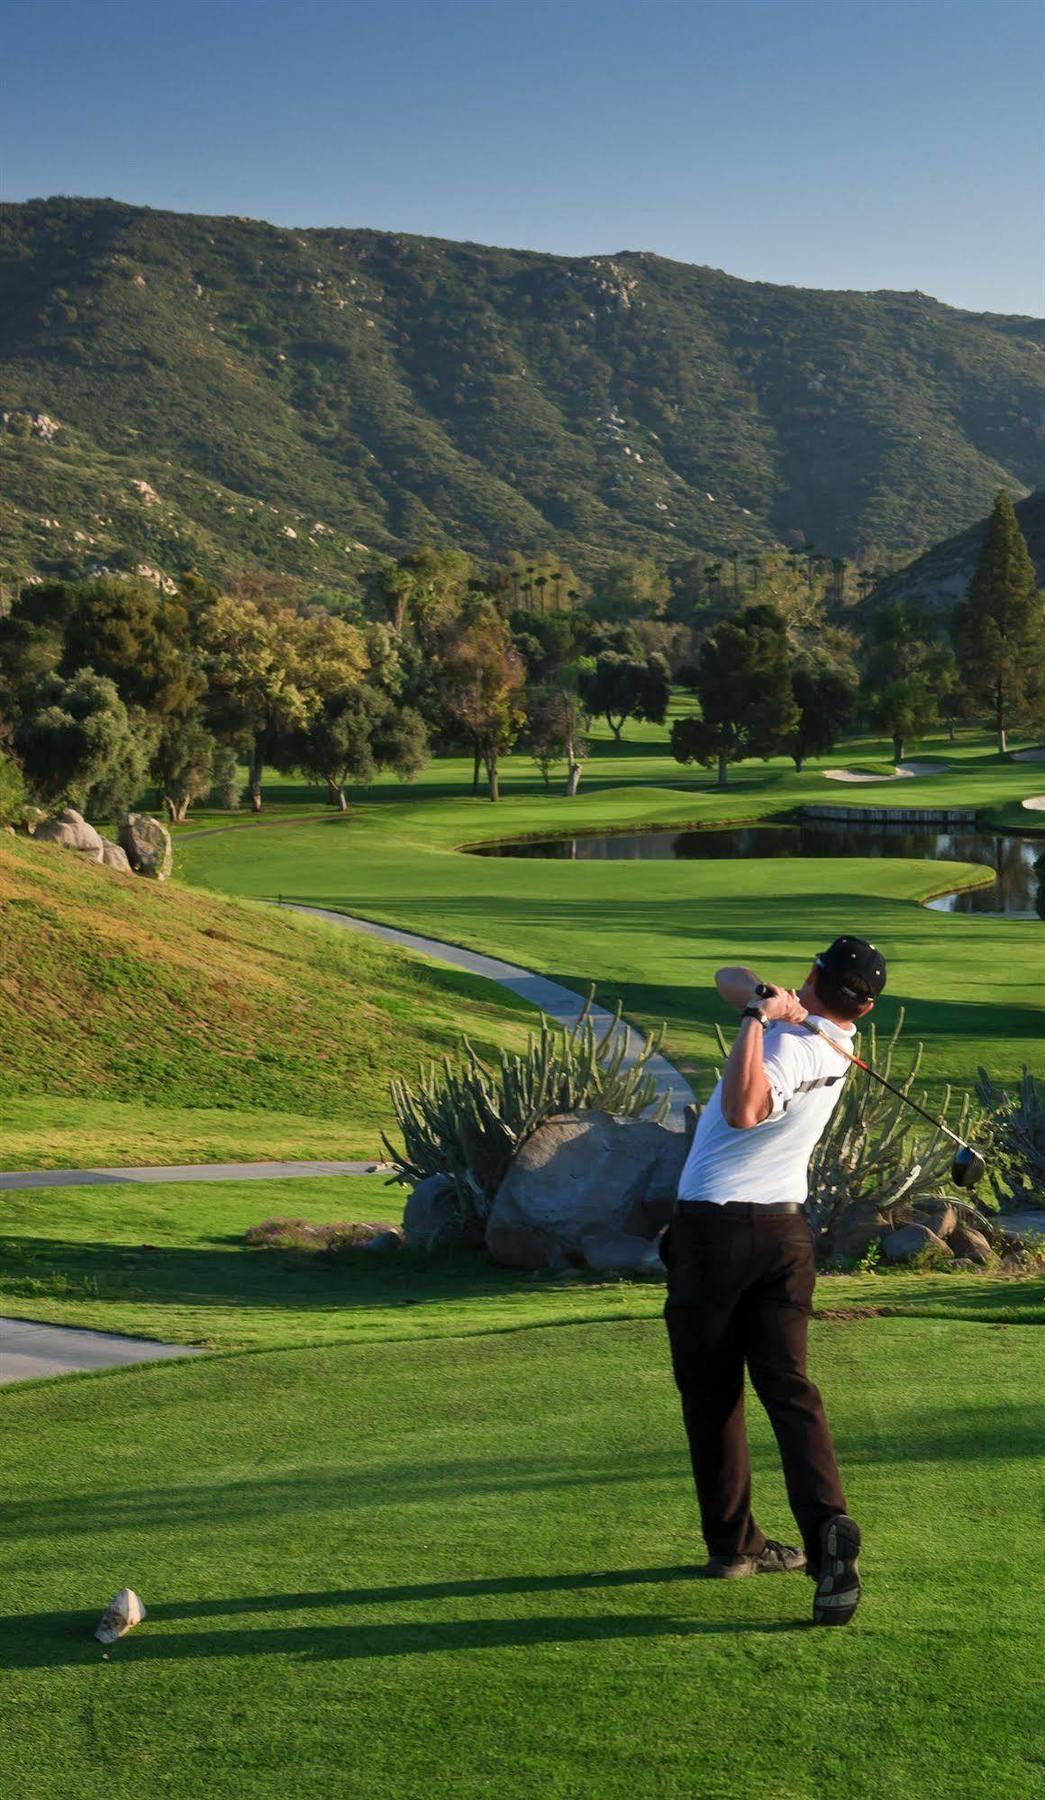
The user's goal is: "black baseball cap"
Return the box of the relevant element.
[815,936,887,1002]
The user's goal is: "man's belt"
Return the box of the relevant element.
[676,1200,805,1217]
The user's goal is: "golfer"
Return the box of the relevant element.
[664,935,887,1626]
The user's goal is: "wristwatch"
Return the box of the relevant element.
[741,1004,770,1031]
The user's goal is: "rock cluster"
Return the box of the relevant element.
[26,806,169,880]
[828,1194,999,1268]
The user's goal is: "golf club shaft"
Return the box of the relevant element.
[802,1022,968,1150]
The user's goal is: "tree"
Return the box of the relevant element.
[579,650,670,740]
[790,663,857,772]
[437,616,525,801]
[280,684,428,811]
[368,546,474,641]
[0,749,26,825]
[671,605,799,787]
[210,745,243,810]
[0,577,203,722]
[198,597,368,810]
[528,683,589,797]
[60,578,203,720]
[152,715,216,823]
[591,556,670,621]
[861,604,947,763]
[14,668,152,817]
[951,491,1044,753]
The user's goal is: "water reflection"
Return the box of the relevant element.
[470,822,1045,917]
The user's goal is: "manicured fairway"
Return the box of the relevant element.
[177,726,1045,1110]
[2,1306,1041,1800]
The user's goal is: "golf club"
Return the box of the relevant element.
[753,984,987,1188]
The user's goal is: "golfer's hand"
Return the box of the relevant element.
[758,984,808,1027]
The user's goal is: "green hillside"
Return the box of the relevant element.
[1,196,1041,585]
[0,830,530,1168]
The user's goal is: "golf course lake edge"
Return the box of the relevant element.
[468,818,1045,917]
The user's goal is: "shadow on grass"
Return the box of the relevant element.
[0,1589,809,1670]
[1,1233,1039,1327]
[0,1235,558,1315]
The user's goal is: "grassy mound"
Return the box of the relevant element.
[0,834,531,1167]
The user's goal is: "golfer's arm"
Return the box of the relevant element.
[720,1017,773,1130]
[715,965,762,1012]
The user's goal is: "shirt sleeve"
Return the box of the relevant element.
[760,1030,820,1123]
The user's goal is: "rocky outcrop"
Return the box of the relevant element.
[485,1111,688,1270]
[119,813,172,879]
[33,807,104,862]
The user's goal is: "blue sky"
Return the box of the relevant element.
[2,0,1040,314]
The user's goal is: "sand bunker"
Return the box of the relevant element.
[1013,748,1045,763]
[824,761,949,783]
[1021,795,1045,812]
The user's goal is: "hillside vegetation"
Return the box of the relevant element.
[0,830,531,1167]
[1,197,1041,584]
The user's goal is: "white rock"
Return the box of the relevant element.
[34,808,105,863]
[95,1588,146,1644]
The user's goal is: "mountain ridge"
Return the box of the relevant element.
[1,195,1041,586]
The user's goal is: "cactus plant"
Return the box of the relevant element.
[383,994,670,1223]
[975,1065,1045,1207]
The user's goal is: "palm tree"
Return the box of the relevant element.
[535,575,548,615]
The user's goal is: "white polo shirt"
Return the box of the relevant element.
[677,1014,854,1207]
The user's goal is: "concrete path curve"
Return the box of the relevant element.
[0,1316,205,1385]
[0,1159,387,1192]
[283,903,696,1125]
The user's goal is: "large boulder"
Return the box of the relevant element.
[100,838,133,873]
[119,813,172,880]
[402,1174,484,1251]
[882,1223,954,1264]
[33,807,104,863]
[485,1111,688,1270]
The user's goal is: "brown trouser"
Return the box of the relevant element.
[663,1201,846,1565]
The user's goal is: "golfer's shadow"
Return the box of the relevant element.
[1,1567,811,1668]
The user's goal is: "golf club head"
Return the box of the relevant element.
[951,1145,986,1189]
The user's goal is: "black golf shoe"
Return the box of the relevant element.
[812,1514,861,1625]
[707,1539,807,1579]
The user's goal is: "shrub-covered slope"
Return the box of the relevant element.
[1,196,1041,581]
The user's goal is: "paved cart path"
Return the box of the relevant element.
[0,1159,387,1191]
[0,1316,205,1385]
[282,903,696,1122]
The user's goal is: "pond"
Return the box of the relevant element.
[468,820,1045,917]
